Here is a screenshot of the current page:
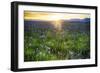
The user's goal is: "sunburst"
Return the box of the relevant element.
[49,15,63,30]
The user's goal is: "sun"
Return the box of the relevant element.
[49,14,63,21]
[50,15,63,30]
[50,14,63,30]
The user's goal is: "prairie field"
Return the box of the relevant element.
[24,19,90,61]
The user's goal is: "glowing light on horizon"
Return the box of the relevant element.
[47,14,63,30]
[52,20,62,30]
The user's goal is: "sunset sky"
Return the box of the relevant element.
[24,11,90,21]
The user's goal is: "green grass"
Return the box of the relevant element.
[24,28,90,61]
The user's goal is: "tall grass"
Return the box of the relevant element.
[24,27,90,61]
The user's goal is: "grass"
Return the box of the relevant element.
[24,27,90,61]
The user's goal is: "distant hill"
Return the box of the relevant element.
[24,20,54,32]
[24,18,90,32]
[62,18,90,32]
[64,18,90,23]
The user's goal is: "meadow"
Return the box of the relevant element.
[24,20,90,61]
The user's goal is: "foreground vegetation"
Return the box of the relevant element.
[24,27,90,61]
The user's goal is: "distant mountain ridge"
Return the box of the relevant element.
[24,18,90,23]
[66,18,90,23]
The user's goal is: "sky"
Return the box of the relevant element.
[24,11,90,21]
